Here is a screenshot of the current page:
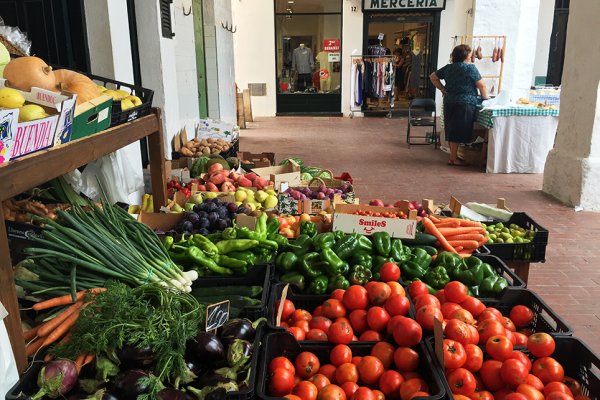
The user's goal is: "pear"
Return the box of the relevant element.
[263,194,278,209]
[254,190,268,203]
[19,104,48,122]
[184,202,195,212]
[190,193,203,204]
[171,203,184,213]
[234,190,247,202]
[0,87,25,108]
[266,189,277,196]
[244,202,256,211]
[235,201,243,206]
[204,192,218,199]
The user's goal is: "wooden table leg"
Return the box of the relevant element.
[148,110,167,212]
[507,261,530,285]
[0,209,27,373]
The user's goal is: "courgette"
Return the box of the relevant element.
[402,232,438,246]
[192,294,262,309]
[409,245,438,256]
[191,285,263,299]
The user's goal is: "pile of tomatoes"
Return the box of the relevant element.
[267,342,435,400]
[351,210,407,219]
[276,280,423,347]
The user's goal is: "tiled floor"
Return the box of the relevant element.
[240,116,600,351]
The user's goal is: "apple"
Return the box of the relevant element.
[370,199,385,207]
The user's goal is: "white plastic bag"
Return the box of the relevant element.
[0,302,19,398]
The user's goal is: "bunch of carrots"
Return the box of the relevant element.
[23,288,105,370]
[422,216,488,257]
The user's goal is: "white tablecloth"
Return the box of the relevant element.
[487,115,558,173]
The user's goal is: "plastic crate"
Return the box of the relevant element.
[191,263,271,320]
[485,212,548,262]
[256,331,446,400]
[482,288,572,336]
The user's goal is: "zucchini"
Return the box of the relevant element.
[402,232,438,246]
[191,285,262,298]
[409,245,438,256]
[192,294,262,309]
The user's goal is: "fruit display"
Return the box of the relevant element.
[197,164,274,192]
[278,213,332,239]
[283,182,353,201]
[179,137,234,157]
[172,197,247,235]
[483,222,537,244]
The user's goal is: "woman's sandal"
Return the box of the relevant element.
[447,159,467,166]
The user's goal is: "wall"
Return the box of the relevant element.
[341,0,364,116]
[532,0,554,84]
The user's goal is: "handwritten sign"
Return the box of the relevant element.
[206,300,230,332]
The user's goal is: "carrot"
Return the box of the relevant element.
[41,308,82,348]
[43,353,54,363]
[433,221,461,228]
[74,353,86,373]
[444,234,485,242]
[37,301,83,337]
[454,246,464,252]
[447,240,479,249]
[458,252,474,258]
[422,217,457,253]
[23,325,41,342]
[32,288,105,311]
[25,337,45,357]
[437,218,483,228]
[429,215,441,223]
[431,254,437,263]
[437,227,486,236]
[82,353,95,368]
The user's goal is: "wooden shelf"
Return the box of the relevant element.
[0,108,168,373]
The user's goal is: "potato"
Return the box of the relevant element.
[200,139,209,146]
[211,148,220,154]
[180,147,194,157]
[201,147,211,155]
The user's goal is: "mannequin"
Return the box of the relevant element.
[292,43,314,92]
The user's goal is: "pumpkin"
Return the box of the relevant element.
[3,56,57,92]
[54,69,100,105]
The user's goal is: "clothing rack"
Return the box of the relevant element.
[452,35,506,95]
[349,55,396,118]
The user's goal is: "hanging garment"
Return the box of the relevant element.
[356,64,363,106]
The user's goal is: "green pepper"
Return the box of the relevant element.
[258,238,279,251]
[216,254,247,270]
[332,230,345,241]
[321,247,346,276]
[299,252,322,279]
[312,232,336,251]
[331,235,359,260]
[162,236,174,251]
[187,246,233,275]
[216,239,259,254]
[280,272,305,291]
[371,232,391,256]
[349,265,373,286]
[275,252,298,273]
[266,217,280,236]
[410,247,433,269]
[469,286,480,297]
[354,234,373,253]
[191,234,220,257]
[328,274,350,291]
[308,275,328,294]
[204,232,223,242]
[300,221,317,238]
[390,239,407,262]
[400,260,428,280]
[435,251,462,269]
[251,246,273,264]
[480,262,497,279]
[424,266,450,289]
[339,261,350,276]
[255,212,268,239]
[227,251,257,265]
[268,233,289,248]
[450,258,485,286]
[350,252,372,271]
[222,227,237,240]
[289,234,312,257]
[479,276,508,296]
[236,226,253,239]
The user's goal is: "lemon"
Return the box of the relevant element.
[0,87,25,108]
[19,104,48,122]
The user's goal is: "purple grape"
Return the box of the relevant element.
[193,204,203,213]
[198,218,210,229]
[186,212,200,225]
[216,207,228,218]
[227,203,238,213]
[207,212,219,223]
[318,184,327,193]
[198,228,210,235]
[198,211,208,219]
[215,219,229,230]
[237,206,249,214]
[181,221,194,232]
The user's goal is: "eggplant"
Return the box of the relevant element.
[77,389,119,400]
[32,360,79,400]
[111,369,150,400]
[187,381,239,400]
[195,372,235,388]
[187,332,225,364]
[227,339,252,369]
[117,344,155,369]
[157,388,195,400]
[219,318,255,346]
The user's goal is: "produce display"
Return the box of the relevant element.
[2,198,69,225]
[169,197,253,235]
[484,222,537,244]
[178,137,234,157]
[283,182,353,201]
[423,216,489,256]
[277,213,332,239]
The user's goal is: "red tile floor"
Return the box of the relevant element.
[240,116,600,350]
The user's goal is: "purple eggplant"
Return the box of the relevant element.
[32,360,78,400]
[157,388,195,400]
[111,369,150,399]
[187,332,225,364]
[219,318,255,346]
[117,344,155,368]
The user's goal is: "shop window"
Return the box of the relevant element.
[275,0,341,14]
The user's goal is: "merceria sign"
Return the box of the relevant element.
[363,0,446,11]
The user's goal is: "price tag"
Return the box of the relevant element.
[275,284,290,327]
[205,300,230,332]
[378,33,385,41]
[433,317,444,367]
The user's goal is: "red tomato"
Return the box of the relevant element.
[295,320,311,333]
[463,343,483,372]
[293,380,318,400]
[322,299,347,320]
[486,335,514,361]
[310,316,333,332]
[366,282,391,306]
[444,318,472,346]
[525,374,544,391]
[393,316,423,347]
[285,395,303,400]
[546,393,575,400]
[378,370,404,398]
[358,330,382,341]
[443,339,467,369]
[501,358,530,387]
[414,294,441,310]
[508,351,532,373]
[310,374,331,391]
[329,321,354,345]
[513,332,529,346]
[370,341,395,369]
[527,333,556,358]
[380,262,401,282]
[288,326,306,341]
[340,382,359,398]
[516,384,545,400]
[394,346,420,372]
[444,281,469,303]
[357,356,385,385]
[447,368,477,397]
[317,384,347,400]
[441,302,463,319]
[307,329,328,341]
[296,352,321,379]
[472,391,495,400]
[331,289,346,302]
[415,304,443,331]
[452,395,472,400]
[387,315,404,334]
[372,390,385,400]
[544,382,574,397]
[409,392,431,400]
[292,309,313,322]
[384,294,410,316]
[505,394,529,400]
[450,308,475,325]
[505,330,517,345]
[352,387,376,400]
[509,305,534,328]
[460,296,486,318]
[318,364,337,382]
[478,319,506,345]
[343,286,369,310]
[479,308,504,322]
[400,378,429,400]
[467,323,480,345]
[276,299,296,322]
[269,356,296,374]
[434,289,447,303]
[496,389,517,400]
[408,281,430,299]
[387,281,405,297]
[563,377,583,397]
[480,360,505,392]
[402,372,424,381]
[503,317,517,332]
[313,306,324,317]
[366,306,390,332]
[281,321,290,329]
[269,367,296,396]
[532,357,564,384]
[348,310,369,335]
[351,356,362,366]
[336,362,359,384]
[331,344,353,367]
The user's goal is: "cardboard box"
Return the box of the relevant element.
[0,79,77,160]
[332,203,418,239]
[138,211,184,231]
[71,94,112,141]
[252,161,301,189]
[238,151,275,168]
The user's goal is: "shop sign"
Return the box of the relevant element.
[328,53,340,62]
[363,0,446,11]
[323,39,341,52]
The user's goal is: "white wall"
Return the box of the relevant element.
[232,0,276,117]
[533,0,554,84]
[214,0,237,124]
[341,0,364,116]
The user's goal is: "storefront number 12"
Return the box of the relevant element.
[351,6,357,11]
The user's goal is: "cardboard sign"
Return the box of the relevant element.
[206,300,230,332]
[323,39,341,52]
[433,317,444,366]
[275,284,290,327]
[332,203,417,239]
[0,108,19,165]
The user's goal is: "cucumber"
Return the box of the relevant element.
[192,285,263,298]
[192,294,262,309]
[401,233,438,246]
[409,245,438,256]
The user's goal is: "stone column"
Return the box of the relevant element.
[542,2,600,211]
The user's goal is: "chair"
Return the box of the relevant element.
[406,98,438,148]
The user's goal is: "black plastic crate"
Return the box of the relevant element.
[256,331,446,400]
[191,263,271,320]
[485,212,548,262]
[482,288,572,336]
[220,139,240,159]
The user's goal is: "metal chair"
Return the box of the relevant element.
[406,98,438,148]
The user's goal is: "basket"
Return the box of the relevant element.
[256,331,447,400]
[485,212,548,262]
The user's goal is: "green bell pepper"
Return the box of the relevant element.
[450,257,485,286]
[312,232,336,251]
[331,235,359,260]
[299,252,322,279]
[222,227,237,240]
[468,286,480,297]
[479,275,509,296]
[251,246,273,264]
[321,247,346,276]
[371,232,391,257]
[216,239,259,254]
[280,272,305,291]
[424,266,450,289]
[275,252,298,273]
[339,261,350,276]
[300,221,318,238]
[332,230,345,241]
[328,274,350,291]
[349,265,373,286]
[390,239,407,262]
[227,251,257,265]
[266,217,280,236]
[354,234,373,253]
[410,247,433,269]
[401,260,428,280]
[350,252,373,271]
[268,233,289,248]
[480,262,497,279]
[308,275,329,294]
[289,234,312,257]
[435,251,462,269]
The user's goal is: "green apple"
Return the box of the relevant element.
[263,194,278,209]
[234,190,247,202]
